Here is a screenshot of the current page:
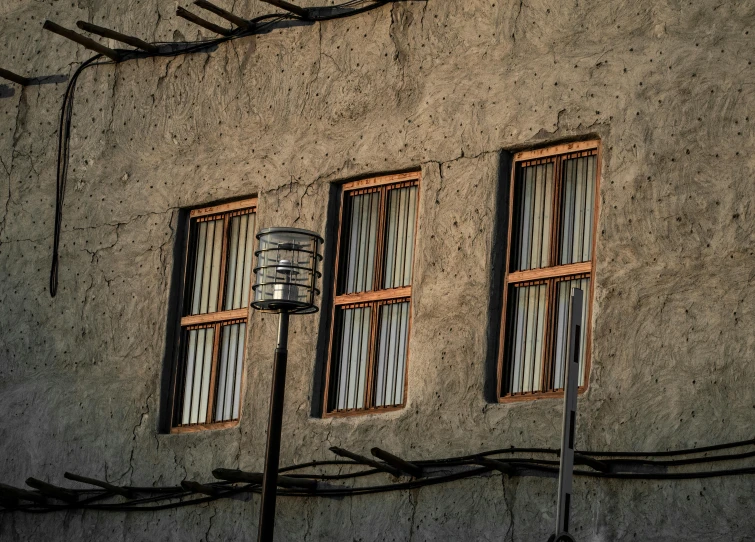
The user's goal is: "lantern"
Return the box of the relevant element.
[251,227,323,314]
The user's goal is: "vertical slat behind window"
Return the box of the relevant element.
[180,326,215,425]
[512,163,553,271]
[214,321,246,422]
[560,155,596,265]
[240,214,255,308]
[504,283,547,395]
[341,192,379,295]
[374,300,410,407]
[189,218,225,315]
[332,306,372,411]
[552,277,590,389]
[224,212,256,310]
[383,186,417,289]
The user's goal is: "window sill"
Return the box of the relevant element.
[497,386,588,404]
[323,404,405,419]
[169,420,239,434]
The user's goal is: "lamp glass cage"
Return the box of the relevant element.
[251,227,323,314]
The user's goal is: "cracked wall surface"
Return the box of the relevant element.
[1,0,754,540]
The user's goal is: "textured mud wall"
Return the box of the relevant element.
[0,0,754,540]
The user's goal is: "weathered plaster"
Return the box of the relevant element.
[1,0,754,540]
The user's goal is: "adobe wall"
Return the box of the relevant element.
[0,0,753,540]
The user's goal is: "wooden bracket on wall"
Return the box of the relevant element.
[329,447,402,477]
[25,478,79,503]
[75,21,159,53]
[194,0,252,30]
[0,68,30,86]
[63,472,135,498]
[176,7,233,36]
[0,483,47,504]
[43,21,121,61]
[212,468,318,490]
[259,0,309,19]
[370,447,424,478]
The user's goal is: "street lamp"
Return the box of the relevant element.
[251,227,323,542]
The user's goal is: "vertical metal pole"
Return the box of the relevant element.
[555,288,583,538]
[257,311,290,542]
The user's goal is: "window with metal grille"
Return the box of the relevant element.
[324,172,420,415]
[498,141,600,401]
[170,198,257,431]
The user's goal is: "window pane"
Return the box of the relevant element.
[224,212,256,310]
[341,192,379,294]
[331,306,372,410]
[188,218,225,315]
[503,283,547,394]
[552,277,590,389]
[512,163,554,271]
[179,326,215,425]
[383,186,417,289]
[560,155,596,265]
[214,322,246,422]
[374,301,410,407]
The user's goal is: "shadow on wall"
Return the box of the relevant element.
[0,75,70,99]
[485,150,513,403]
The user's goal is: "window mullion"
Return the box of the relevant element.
[551,155,563,267]
[205,322,222,423]
[541,278,556,392]
[363,300,380,409]
[374,186,387,291]
[216,212,231,311]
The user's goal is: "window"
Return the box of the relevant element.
[498,141,600,401]
[324,172,420,415]
[170,198,257,431]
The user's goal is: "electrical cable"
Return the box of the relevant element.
[3,436,755,513]
[47,0,392,296]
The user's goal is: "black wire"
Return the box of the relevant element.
[50,54,106,297]
[47,0,392,297]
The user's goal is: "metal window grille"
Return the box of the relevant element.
[325,173,420,415]
[171,199,257,430]
[499,142,600,399]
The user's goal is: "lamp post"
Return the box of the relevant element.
[251,227,323,542]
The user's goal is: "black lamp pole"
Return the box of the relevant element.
[251,227,323,542]
[257,311,290,542]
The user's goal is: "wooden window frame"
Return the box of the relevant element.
[169,197,258,433]
[497,140,601,403]
[323,172,421,417]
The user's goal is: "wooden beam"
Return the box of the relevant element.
[0,68,30,86]
[25,478,78,503]
[334,286,411,306]
[180,307,248,327]
[176,7,233,36]
[370,447,423,478]
[506,261,592,284]
[212,468,318,490]
[194,0,252,29]
[76,21,158,53]
[0,483,47,504]
[63,472,134,498]
[259,0,309,18]
[329,447,402,477]
[43,21,121,62]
